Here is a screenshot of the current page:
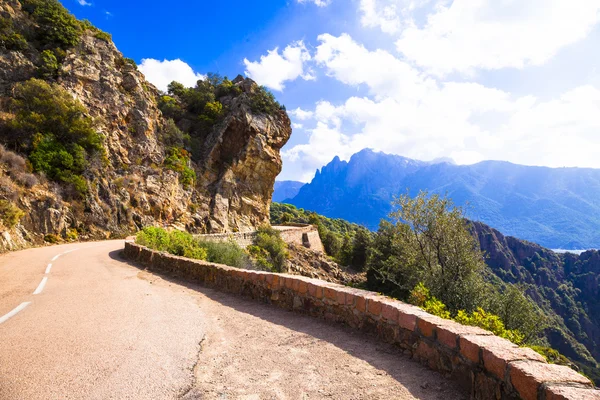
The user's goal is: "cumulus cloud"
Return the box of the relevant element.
[363,0,600,76]
[289,107,315,120]
[297,0,332,6]
[283,33,600,180]
[138,59,205,92]
[77,0,92,6]
[244,41,314,91]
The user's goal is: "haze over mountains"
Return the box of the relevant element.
[277,149,600,250]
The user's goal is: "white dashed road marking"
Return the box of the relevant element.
[45,263,52,274]
[51,254,60,262]
[0,302,31,325]
[33,277,48,295]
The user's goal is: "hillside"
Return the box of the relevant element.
[287,149,600,249]
[471,222,600,383]
[0,0,290,252]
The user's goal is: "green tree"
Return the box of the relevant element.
[368,191,486,313]
[351,228,372,270]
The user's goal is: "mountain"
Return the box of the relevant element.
[471,221,600,383]
[289,149,600,249]
[0,0,290,252]
[273,180,305,202]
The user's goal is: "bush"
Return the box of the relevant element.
[249,86,282,115]
[409,283,451,319]
[250,225,289,272]
[0,199,24,228]
[163,147,196,188]
[136,227,253,268]
[455,308,525,345]
[21,0,82,48]
[44,234,61,244]
[38,50,59,78]
[198,239,251,268]
[6,79,103,194]
[93,31,112,43]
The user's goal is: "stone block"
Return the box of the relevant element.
[416,314,447,338]
[336,290,346,305]
[482,345,545,380]
[345,293,356,306]
[509,361,592,400]
[460,334,515,365]
[298,280,308,294]
[324,287,337,301]
[367,297,383,317]
[544,385,600,400]
[355,296,367,312]
[436,322,491,350]
[381,303,399,323]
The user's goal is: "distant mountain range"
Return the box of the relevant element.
[276,149,600,249]
[273,181,305,202]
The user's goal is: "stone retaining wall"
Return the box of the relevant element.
[195,224,324,253]
[123,242,598,400]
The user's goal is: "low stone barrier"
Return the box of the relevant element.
[194,224,325,253]
[123,242,598,400]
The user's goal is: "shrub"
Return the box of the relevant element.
[0,145,27,171]
[93,31,112,43]
[455,308,525,345]
[161,119,189,148]
[21,0,82,48]
[198,239,251,268]
[409,283,451,319]
[13,172,38,188]
[250,225,289,272]
[65,228,78,241]
[159,96,184,120]
[6,79,103,194]
[163,147,196,188]
[136,226,170,251]
[44,234,61,243]
[38,50,59,78]
[249,86,282,115]
[0,199,24,228]
[167,230,207,259]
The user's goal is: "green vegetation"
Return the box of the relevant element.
[270,202,369,267]
[0,17,28,51]
[136,226,283,271]
[198,239,252,269]
[4,79,103,195]
[159,74,285,163]
[0,200,24,228]
[163,147,196,188]
[249,85,283,114]
[20,0,82,48]
[93,30,112,43]
[247,225,289,272]
[38,49,59,78]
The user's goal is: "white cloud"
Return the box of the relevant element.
[77,0,92,6]
[297,0,332,7]
[138,59,205,92]
[244,41,313,91]
[283,33,600,180]
[289,107,315,120]
[393,0,600,76]
[360,0,401,34]
[292,122,304,129]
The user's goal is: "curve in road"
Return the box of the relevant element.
[0,240,466,400]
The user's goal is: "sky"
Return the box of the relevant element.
[65,0,600,182]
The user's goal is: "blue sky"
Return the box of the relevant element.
[66,0,600,182]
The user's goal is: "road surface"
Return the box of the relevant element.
[0,240,467,399]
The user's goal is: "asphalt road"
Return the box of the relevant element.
[0,240,466,400]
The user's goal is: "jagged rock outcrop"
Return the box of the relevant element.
[0,0,291,250]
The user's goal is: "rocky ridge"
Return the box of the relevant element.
[0,0,291,251]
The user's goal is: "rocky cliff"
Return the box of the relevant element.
[0,0,291,251]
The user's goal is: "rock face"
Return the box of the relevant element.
[0,0,291,250]
[197,77,291,233]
